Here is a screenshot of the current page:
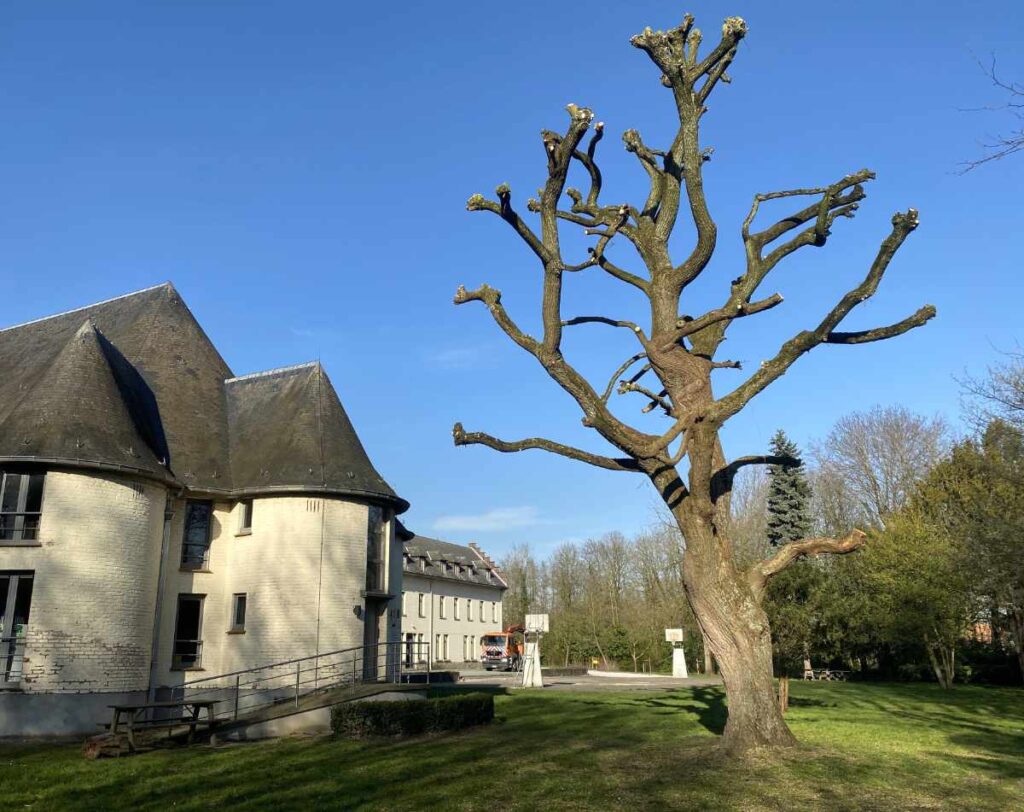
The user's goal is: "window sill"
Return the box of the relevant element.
[235,529,252,537]
[179,567,212,574]
[0,541,42,548]
[227,629,246,635]
[170,666,205,672]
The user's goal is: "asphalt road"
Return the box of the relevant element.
[457,670,722,692]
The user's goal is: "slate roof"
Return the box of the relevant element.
[402,531,507,590]
[0,283,406,509]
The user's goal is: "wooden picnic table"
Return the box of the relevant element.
[803,668,849,681]
[108,699,220,751]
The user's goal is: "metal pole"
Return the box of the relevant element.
[233,674,240,720]
[294,663,301,707]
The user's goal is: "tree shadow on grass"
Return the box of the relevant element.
[623,686,727,735]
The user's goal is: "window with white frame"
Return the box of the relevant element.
[468,600,474,621]
[454,598,460,621]
[480,600,485,622]
[0,471,45,544]
[435,633,441,660]
[491,602,497,623]
[401,591,407,617]
[443,633,449,661]
[418,593,426,617]
[438,595,446,619]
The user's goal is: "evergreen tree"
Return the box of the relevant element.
[766,430,812,547]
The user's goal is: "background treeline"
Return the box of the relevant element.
[499,355,1024,685]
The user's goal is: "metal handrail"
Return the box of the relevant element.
[164,640,432,725]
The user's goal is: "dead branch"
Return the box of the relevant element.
[452,422,640,472]
[749,529,868,595]
[710,209,933,424]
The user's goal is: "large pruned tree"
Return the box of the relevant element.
[452,11,935,752]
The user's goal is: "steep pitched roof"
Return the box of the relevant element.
[402,533,507,589]
[0,320,171,480]
[0,283,232,488]
[0,284,406,508]
[225,362,405,507]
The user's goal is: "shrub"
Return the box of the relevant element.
[331,692,494,739]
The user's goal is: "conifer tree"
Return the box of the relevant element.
[766,430,812,547]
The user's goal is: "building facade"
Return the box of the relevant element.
[0,284,408,734]
[398,531,506,668]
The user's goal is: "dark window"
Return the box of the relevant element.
[181,500,213,568]
[0,471,45,543]
[365,506,387,592]
[172,594,204,669]
[1,571,33,685]
[231,594,247,631]
[238,499,253,534]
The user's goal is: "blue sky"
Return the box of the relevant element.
[2,1,1022,557]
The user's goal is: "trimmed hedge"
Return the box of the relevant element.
[331,692,494,739]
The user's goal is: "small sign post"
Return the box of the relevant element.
[522,614,549,688]
[665,628,689,678]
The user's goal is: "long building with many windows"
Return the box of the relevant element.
[398,528,506,669]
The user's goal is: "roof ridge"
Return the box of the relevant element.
[224,360,320,383]
[0,283,173,334]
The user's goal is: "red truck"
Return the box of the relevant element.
[480,625,525,671]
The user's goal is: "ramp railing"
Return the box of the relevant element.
[164,640,431,723]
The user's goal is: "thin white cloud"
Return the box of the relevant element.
[433,506,541,532]
[424,346,483,370]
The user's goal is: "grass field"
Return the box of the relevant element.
[1,681,1022,811]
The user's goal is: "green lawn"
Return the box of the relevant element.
[2,682,1022,811]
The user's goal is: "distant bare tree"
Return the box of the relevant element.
[961,58,1024,171]
[813,406,950,527]
[960,348,1024,431]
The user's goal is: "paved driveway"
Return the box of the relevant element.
[457,670,722,692]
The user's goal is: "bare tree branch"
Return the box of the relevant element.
[960,56,1024,172]
[749,529,868,595]
[710,209,932,424]
[452,422,640,472]
[711,454,799,498]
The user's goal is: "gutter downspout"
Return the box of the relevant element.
[429,578,435,669]
[147,492,176,703]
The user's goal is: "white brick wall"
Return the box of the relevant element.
[401,573,504,665]
[1,468,398,696]
[0,470,166,693]
[153,495,396,687]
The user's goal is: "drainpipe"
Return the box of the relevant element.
[147,492,176,703]
[428,578,435,669]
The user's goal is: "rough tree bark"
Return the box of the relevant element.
[453,12,934,753]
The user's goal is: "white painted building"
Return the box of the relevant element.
[398,531,506,669]
[0,284,409,735]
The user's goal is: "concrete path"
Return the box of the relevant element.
[458,670,722,692]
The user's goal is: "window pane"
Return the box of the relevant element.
[234,595,247,628]
[182,501,212,566]
[24,475,44,513]
[0,474,21,515]
[239,499,253,531]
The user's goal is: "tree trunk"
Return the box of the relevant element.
[702,632,716,674]
[778,676,790,714]
[925,637,953,689]
[1009,608,1024,684]
[675,505,797,752]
